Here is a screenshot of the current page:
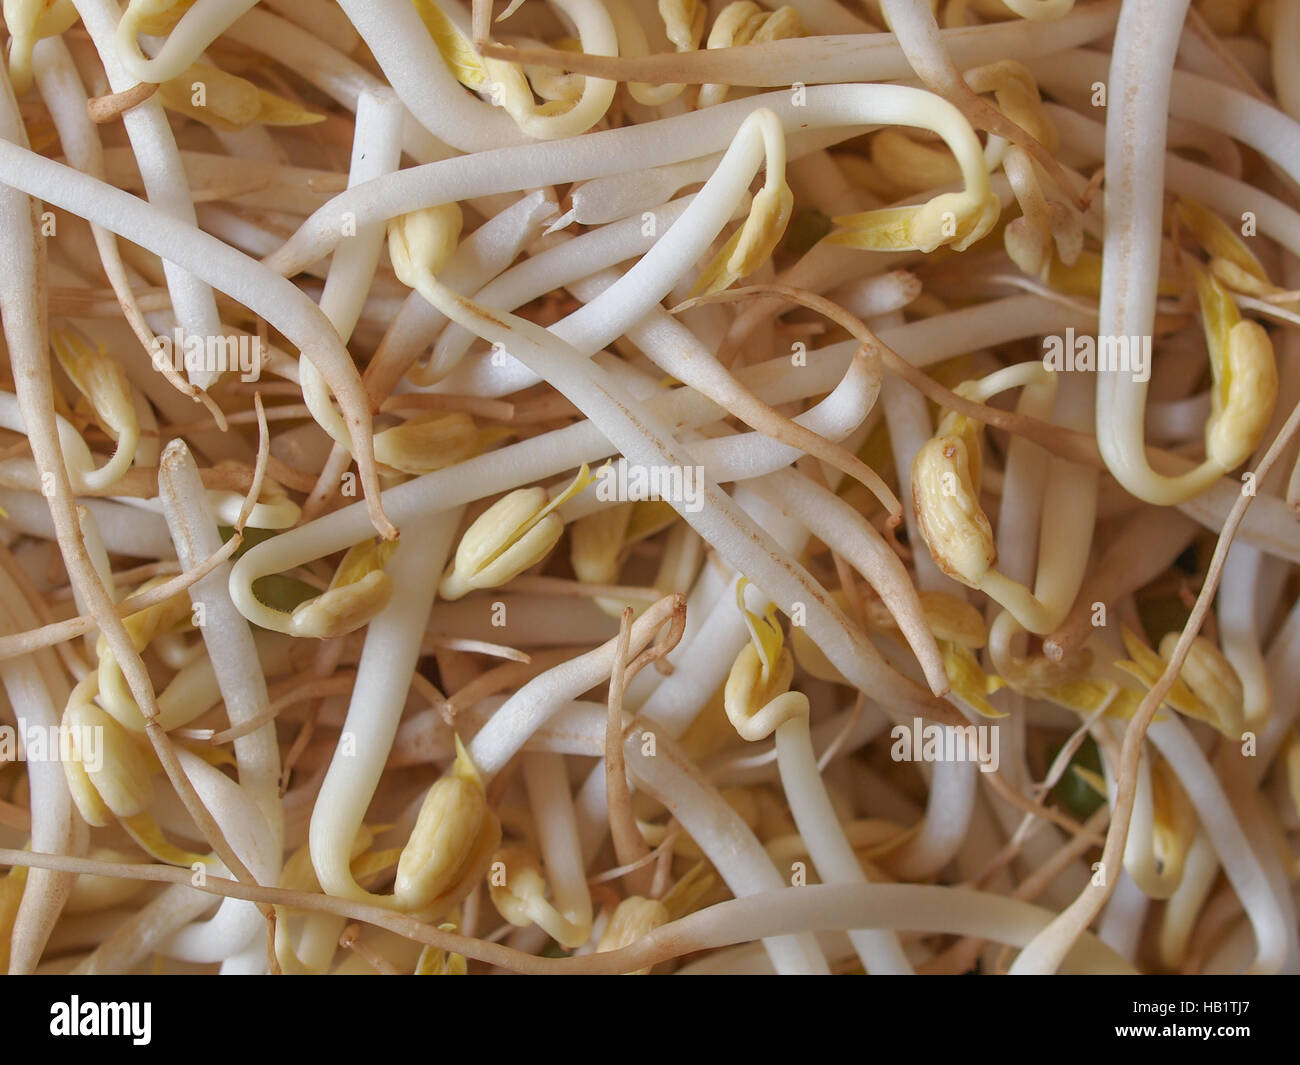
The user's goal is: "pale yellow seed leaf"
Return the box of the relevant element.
[940,640,1006,718]
[911,433,996,588]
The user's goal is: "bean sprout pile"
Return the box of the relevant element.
[0,0,1298,976]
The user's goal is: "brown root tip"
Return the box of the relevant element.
[87,81,159,124]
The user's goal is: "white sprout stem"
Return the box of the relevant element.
[494,0,619,140]
[0,392,135,495]
[264,83,991,277]
[461,645,823,971]
[1034,51,1300,195]
[31,37,160,381]
[565,128,850,228]
[1094,738,1175,899]
[621,722,830,974]
[426,196,706,385]
[309,513,459,904]
[114,0,261,82]
[156,441,283,850]
[989,349,1049,795]
[1043,508,1198,663]
[871,310,979,880]
[214,293,1159,592]
[468,596,684,776]
[0,491,174,559]
[264,0,359,53]
[1046,103,1300,261]
[646,882,1132,974]
[1254,592,1300,780]
[1215,273,1300,728]
[0,59,234,874]
[500,2,1119,88]
[0,139,394,538]
[880,371,947,590]
[752,469,947,694]
[413,275,952,723]
[226,297,1161,637]
[335,0,526,152]
[773,719,914,974]
[1146,718,1295,974]
[1217,551,1277,729]
[1096,870,1149,962]
[72,883,217,974]
[379,189,558,391]
[159,749,281,965]
[220,7,452,165]
[0,568,78,974]
[521,752,593,945]
[300,87,405,454]
[1090,0,1227,504]
[627,572,749,740]
[459,691,830,973]
[962,365,1095,636]
[317,89,405,342]
[75,0,226,391]
[1157,828,1220,971]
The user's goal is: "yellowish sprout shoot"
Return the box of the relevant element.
[488,843,591,948]
[911,427,997,589]
[1190,263,1278,472]
[373,411,483,476]
[1116,627,1245,739]
[52,328,140,487]
[698,2,802,108]
[570,500,677,616]
[1149,755,1198,887]
[394,737,501,918]
[941,642,1006,719]
[288,538,398,639]
[3,0,79,93]
[1176,199,1274,297]
[412,0,612,139]
[388,204,466,286]
[689,110,793,298]
[723,579,809,741]
[157,63,326,131]
[95,581,193,731]
[831,189,1001,255]
[869,129,965,196]
[965,59,1058,152]
[415,929,468,975]
[439,465,593,600]
[596,896,670,972]
[60,685,201,864]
